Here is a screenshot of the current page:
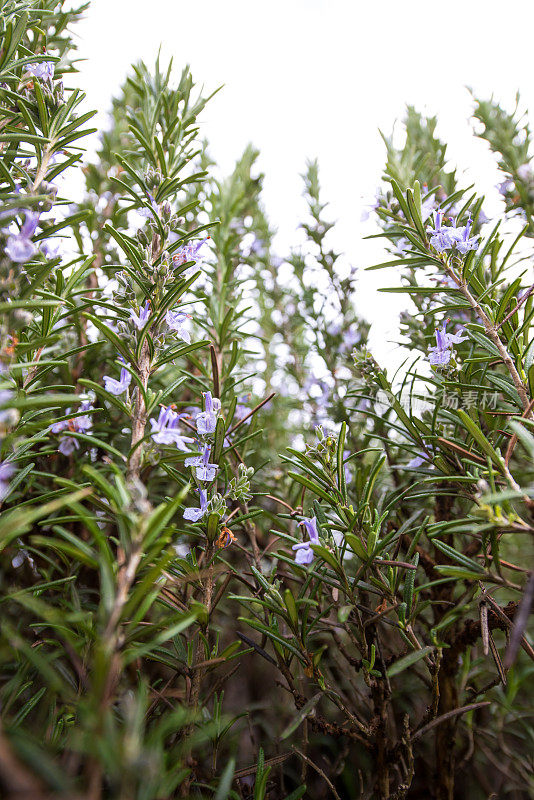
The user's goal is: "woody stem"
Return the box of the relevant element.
[446,262,531,414]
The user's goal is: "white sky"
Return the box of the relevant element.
[72,0,534,370]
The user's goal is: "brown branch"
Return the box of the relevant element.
[444,261,531,414]
[411,701,491,742]
[292,746,342,800]
[0,730,45,798]
[227,391,276,435]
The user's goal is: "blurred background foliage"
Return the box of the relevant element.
[0,3,532,799]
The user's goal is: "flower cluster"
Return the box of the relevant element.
[182,391,222,521]
[428,319,467,366]
[427,211,479,255]
[185,442,218,483]
[26,59,55,83]
[172,237,209,277]
[51,401,94,456]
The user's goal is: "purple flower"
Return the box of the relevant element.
[103,366,131,396]
[40,240,60,259]
[195,391,221,435]
[427,210,455,253]
[394,237,409,257]
[434,273,458,289]
[235,394,250,424]
[183,488,208,521]
[249,237,265,256]
[427,211,479,255]
[5,210,40,263]
[27,60,55,82]
[185,444,218,482]
[138,193,159,218]
[497,179,514,196]
[58,436,78,456]
[51,401,93,434]
[150,405,194,450]
[0,461,15,501]
[52,401,94,455]
[0,186,23,224]
[340,325,361,354]
[407,449,434,468]
[454,218,479,255]
[130,301,151,330]
[0,389,14,424]
[428,319,467,366]
[292,516,320,565]
[360,191,380,222]
[172,237,208,275]
[166,309,191,343]
[517,164,532,182]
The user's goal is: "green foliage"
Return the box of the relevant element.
[0,3,533,800]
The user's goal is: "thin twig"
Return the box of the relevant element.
[411,701,491,741]
[291,746,342,800]
[496,282,534,330]
[228,392,276,435]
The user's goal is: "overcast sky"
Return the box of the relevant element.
[72,0,534,368]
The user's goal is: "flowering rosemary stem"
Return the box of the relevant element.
[446,262,531,413]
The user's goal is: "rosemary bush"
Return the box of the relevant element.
[0,3,532,799]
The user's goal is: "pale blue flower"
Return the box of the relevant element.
[52,402,94,455]
[150,405,194,450]
[407,449,434,468]
[166,309,191,343]
[454,218,479,255]
[340,325,361,354]
[196,391,221,435]
[27,60,55,82]
[138,193,159,218]
[58,436,78,456]
[183,488,208,521]
[517,164,532,182]
[130,301,151,330]
[40,240,60,259]
[292,516,320,565]
[360,191,380,222]
[72,401,94,433]
[427,210,455,253]
[428,320,467,366]
[497,179,513,196]
[421,187,438,222]
[235,394,250,424]
[0,389,14,424]
[0,461,15,501]
[5,210,40,263]
[249,237,265,256]
[185,444,218,482]
[172,237,208,275]
[103,366,131,396]
[51,401,93,435]
[428,211,479,255]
